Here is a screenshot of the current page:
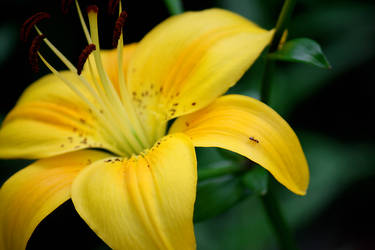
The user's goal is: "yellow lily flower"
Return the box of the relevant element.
[0,2,309,249]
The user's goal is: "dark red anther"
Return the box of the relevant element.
[77,44,96,75]
[61,0,74,14]
[112,10,128,48]
[108,0,120,15]
[28,34,46,73]
[20,12,51,43]
[86,5,99,14]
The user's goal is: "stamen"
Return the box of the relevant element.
[25,2,153,154]
[115,3,152,147]
[38,52,133,157]
[28,34,46,72]
[75,0,93,44]
[61,0,74,14]
[112,10,128,48]
[20,12,50,43]
[77,44,96,75]
[87,7,148,152]
[108,0,120,15]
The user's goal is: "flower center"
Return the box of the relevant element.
[22,0,159,157]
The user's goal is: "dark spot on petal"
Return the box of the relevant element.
[169,108,176,116]
[192,102,196,106]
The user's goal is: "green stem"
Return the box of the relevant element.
[163,0,183,15]
[259,0,299,249]
[260,57,275,104]
[269,0,296,52]
[260,185,298,250]
[260,0,296,103]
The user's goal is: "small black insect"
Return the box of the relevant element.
[249,137,259,143]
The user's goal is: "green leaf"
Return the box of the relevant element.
[268,38,331,69]
[242,165,269,195]
[194,176,249,222]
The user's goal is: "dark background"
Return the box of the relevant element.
[1,0,374,249]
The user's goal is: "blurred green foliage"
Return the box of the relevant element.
[0,0,374,249]
[0,24,17,66]
[242,165,269,196]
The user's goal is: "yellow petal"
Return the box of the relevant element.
[126,9,273,136]
[0,72,121,159]
[72,133,197,250]
[0,150,110,250]
[170,95,309,195]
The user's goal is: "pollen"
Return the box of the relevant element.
[77,44,96,75]
[108,0,121,15]
[112,10,128,48]
[28,34,46,72]
[20,12,50,43]
[61,0,74,15]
